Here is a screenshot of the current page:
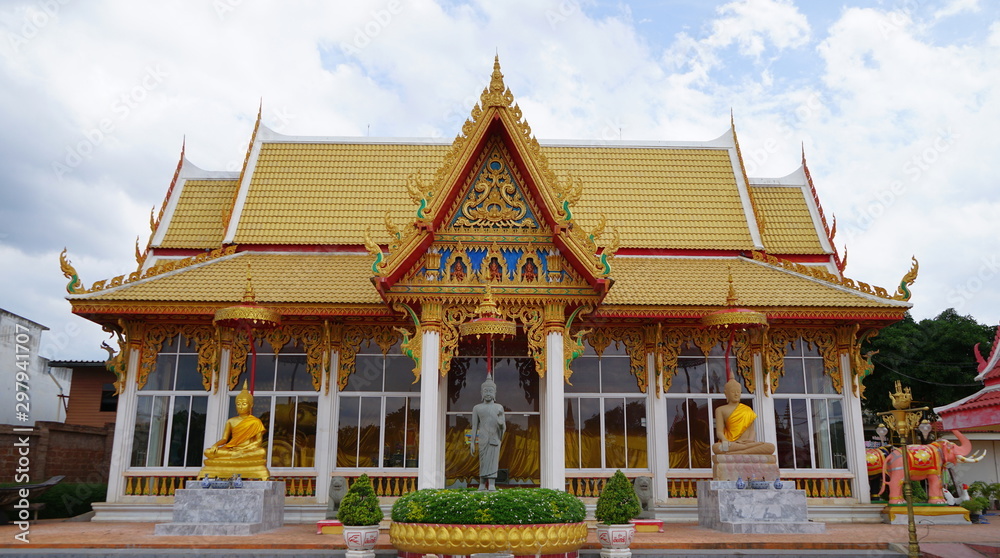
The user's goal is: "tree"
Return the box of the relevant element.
[861,309,992,417]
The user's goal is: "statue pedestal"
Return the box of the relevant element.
[712,453,779,481]
[882,504,971,525]
[154,480,285,536]
[697,481,825,534]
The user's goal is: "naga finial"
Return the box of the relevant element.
[364,227,386,276]
[892,256,919,301]
[60,248,84,294]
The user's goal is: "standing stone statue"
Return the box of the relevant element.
[469,377,506,491]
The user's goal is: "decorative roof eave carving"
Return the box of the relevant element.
[69,300,396,321]
[590,305,908,322]
[749,250,917,303]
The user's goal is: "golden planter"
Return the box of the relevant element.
[389,522,588,555]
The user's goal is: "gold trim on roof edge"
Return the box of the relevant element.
[223,103,263,236]
[68,245,239,295]
[802,150,845,272]
[749,250,912,303]
[730,115,764,238]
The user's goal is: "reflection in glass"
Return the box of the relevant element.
[336,397,361,467]
[667,398,711,468]
[131,396,153,467]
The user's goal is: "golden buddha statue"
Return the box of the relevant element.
[711,380,775,455]
[198,381,270,480]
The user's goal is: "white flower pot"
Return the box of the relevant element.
[343,524,380,558]
[596,523,635,558]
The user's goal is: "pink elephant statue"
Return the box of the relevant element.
[879,430,985,504]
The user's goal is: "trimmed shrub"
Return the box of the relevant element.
[391,488,586,525]
[338,474,384,526]
[595,470,640,525]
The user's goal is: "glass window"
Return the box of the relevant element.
[100,383,117,413]
[445,331,540,487]
[130,335,208,468]
[230,340,320,470]
[773,338,848,470]
[337,339,419,469]
[565,340,647,470]
[664,344,746,469]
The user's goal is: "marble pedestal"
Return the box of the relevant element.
[154,480,285,536]
[697,480,825,534]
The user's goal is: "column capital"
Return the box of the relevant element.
[543,302,565,333]
[421,301,444,331]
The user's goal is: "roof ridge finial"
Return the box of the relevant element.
[490,55,505,93]
[482,55,513,108]
[726,266,738,307]
[243,263,256,303]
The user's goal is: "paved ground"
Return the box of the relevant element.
[1,518,999,556]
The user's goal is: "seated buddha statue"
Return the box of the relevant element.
[711,380,775,455]
[198,381,270,480]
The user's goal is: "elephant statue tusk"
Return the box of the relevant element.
[958,449,988,463]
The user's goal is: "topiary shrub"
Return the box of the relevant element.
[391,488,585,525]
[595,470,640,525]
[338,474,384,526]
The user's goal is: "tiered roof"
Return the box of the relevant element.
[65,58,914,325]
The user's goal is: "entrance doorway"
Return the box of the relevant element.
[444,331,540,488]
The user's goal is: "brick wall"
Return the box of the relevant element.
[0,421,114,484]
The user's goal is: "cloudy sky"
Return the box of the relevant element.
[0,0,997,360]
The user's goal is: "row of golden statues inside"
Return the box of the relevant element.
[198,378,773,482]
[421,244,575,284]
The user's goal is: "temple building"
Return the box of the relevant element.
[63,59,917,522]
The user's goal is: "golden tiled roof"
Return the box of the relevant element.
[544,148,754,249]
[224,142,763,250]
[159,179,239,249]
[604,257,904,308]
[82,250,900,310]
[233,143,449,245]
[86,252,381,304]
[751,185,825,254]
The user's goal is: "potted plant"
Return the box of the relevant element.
[960,496,989,524]
[338,474,384,556]
[389,488,587,556]
[595,470,642,557]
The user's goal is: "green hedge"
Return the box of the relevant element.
[391,488,585,525]
[0,483,107,520]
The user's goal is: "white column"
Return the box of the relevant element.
[203,348,231,453]
[315,349,339,504]
[418,330,442,489]
[647,352,669,502]
[755,352,778,447]
[841,352,870,503]
[105,347,140,502]
[541,330,566,490]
